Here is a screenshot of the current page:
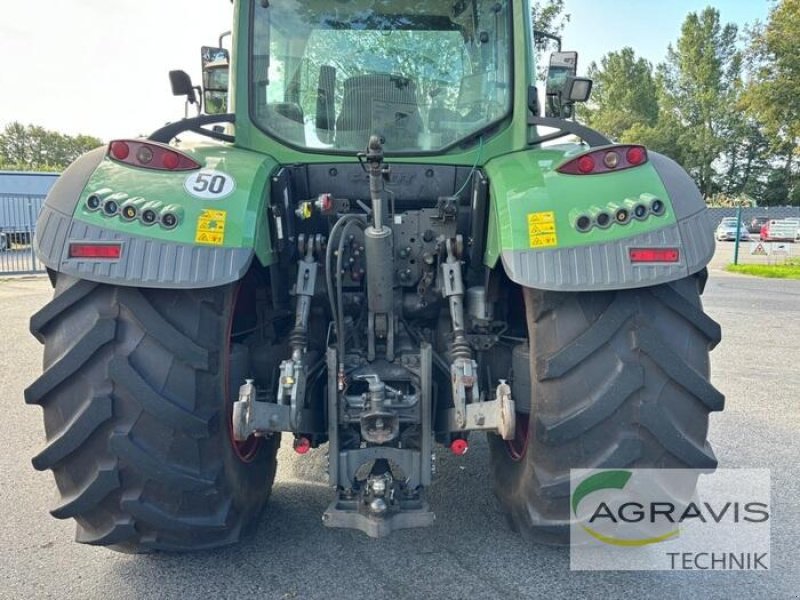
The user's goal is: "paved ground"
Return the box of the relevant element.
[1,251,799,599]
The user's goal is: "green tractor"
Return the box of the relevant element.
[26,0,723,552]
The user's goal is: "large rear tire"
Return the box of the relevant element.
[488,272,724,543]
[26,273,280,552]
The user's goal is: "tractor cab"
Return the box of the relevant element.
[174,0,592,155]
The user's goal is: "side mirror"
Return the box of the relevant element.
[565,76,593,102]
[544,51,592,118]
[545,51,578,98]
[201,46,230,115]
[169,70,197,104]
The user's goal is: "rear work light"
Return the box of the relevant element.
[629,248,680,263]
[558,145,648,175]
[68,243,122,259]
[108,140,200,171]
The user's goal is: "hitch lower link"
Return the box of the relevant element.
[441,238,515,440]
[232,243,319,440]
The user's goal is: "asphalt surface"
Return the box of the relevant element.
[2,251,799,599]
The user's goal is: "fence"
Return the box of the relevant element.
[707,206,800,226]
[0,194,47,275]
[707,206,800,267]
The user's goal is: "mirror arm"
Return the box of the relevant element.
[527,116,612,147]
[533,30,562,51]
[149,113,236,144]
[527,86,540,117]
[193,86,203,114]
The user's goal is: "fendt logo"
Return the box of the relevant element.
[571,470,770,548]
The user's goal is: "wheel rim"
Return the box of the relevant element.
[505,412,530,461]
[226,281,262,463]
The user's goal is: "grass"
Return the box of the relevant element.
[726,259,800,279]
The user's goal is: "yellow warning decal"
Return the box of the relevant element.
[528,211,558,248]
[195,209,227,246]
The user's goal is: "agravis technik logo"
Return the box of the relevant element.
[569,469,771,571]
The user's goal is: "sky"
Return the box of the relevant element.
[563,0,770,73]
[0,0,772,142]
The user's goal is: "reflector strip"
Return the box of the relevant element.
[69,243,122,259]
[629,248,680,263]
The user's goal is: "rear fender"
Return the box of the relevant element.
[483,147,713,291]
[34,141,278,288]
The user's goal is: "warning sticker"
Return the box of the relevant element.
[528,211,558,248]
[750,242,769,256]
[195,209,227,246]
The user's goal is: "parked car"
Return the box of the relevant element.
[715,217,749,241]
[747,216,770,234]
[784,218,800,241]
[760,219,798,242]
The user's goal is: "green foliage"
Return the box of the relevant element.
[0,122,103,172]
[583,48,658,141]
[658,7,742,197]
[742,0,800,205]
[726,261,800,279]
[532,0,570,77]
[532,0,570,45]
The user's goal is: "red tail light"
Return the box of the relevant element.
[107,140,200,171]
[68,243,122,259]
[629,248,680,263]
[558,145,648,175]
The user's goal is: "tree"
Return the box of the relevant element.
[583,48,659,141]
[0,123,102,171]
[658,8,742,197]
[742,0,800,205]
[532,0,569,45]
[532,0,570,77]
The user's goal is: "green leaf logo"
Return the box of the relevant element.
[572,470,680,547]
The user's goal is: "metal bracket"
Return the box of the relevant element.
[450,357,480,430]
[323,344,435,537]
[232,379,290,439]
[276,357,306,430]
[444,379,516,439]
[323,494,435,538]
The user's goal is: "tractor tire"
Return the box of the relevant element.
[26,274,280,552]
[488,271,723,544]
